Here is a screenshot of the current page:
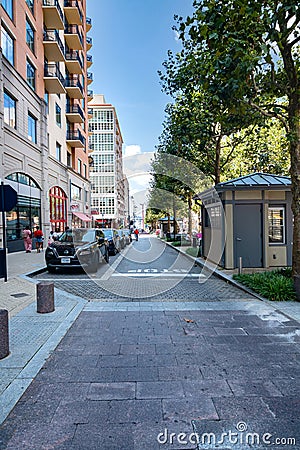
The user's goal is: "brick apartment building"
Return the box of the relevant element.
[0,0,93,252]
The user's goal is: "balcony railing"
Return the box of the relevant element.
[86,53,93,66]
[65,76,83,91]
[87,89,93,99]
[65,50,83,67]
[42,0,64,29]
[64,25,83,48]
[86,17,92,30]
[44,63,65,83]
[66,104,85,120]
[86,36,92,49]
[87,72,93,83]
[44,63,65,93]
[64,0,83,23]
[66,129,86,146]
[43,29,65,55]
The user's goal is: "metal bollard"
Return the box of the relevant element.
[238,257,243,275]
[37,282,55,313]
[0,309,9,359]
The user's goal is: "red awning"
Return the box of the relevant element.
[72,212,92,222]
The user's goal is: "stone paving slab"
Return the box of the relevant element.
[0,305,299,449]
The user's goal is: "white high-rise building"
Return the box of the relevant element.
[88,95,125,227]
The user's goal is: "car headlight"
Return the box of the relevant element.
[46,250,54,256]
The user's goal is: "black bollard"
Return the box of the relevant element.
[0,309,9,359]
[37,282,55,313]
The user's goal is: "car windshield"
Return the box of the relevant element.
[102,229,113,238]
[59,229,95,243]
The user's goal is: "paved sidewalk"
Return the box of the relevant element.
[0,250,299,449]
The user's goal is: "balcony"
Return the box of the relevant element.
[87,90,93,101]
[86,36,92,50]
[86,17,92,31]
[86,53,93,68]
[88,108,93,119]
[66,129,86,148]
[43,30,65,62]
[65,50,83,74]
[42,0,64,30]
[64,0,83,25]
[64,25,83,50]
[44,63,66,94]
[65,77,83,99]
[66,104,84,123]
[87,72,93,85]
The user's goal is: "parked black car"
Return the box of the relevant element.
[101,228,121,255]
[45,228,109,273]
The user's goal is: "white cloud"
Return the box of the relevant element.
[124,145,142,157]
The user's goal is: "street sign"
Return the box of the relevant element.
[0,184,18,212]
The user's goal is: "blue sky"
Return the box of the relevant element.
[87,0,194,156]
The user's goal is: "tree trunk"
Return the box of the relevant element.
[289,106,300,300]
[188,192,193,238]
[215,135,222,184]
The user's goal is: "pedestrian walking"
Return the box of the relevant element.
[33,226,43,253]
[22,226,32,253]
[134,228,139,241]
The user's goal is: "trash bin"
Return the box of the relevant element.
[0,249,5,279]
[192,237,197,248]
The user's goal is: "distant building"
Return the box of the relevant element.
[0,0,93,252]
[88,95,125,228]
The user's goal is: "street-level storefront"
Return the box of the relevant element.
[5,173,42,253]
[49,186,67,232]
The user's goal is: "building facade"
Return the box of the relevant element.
[88,94,126,228]
[0,0,93,252]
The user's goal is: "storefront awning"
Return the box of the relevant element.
[72,212,92,222]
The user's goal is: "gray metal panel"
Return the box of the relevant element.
[234,204,263,268]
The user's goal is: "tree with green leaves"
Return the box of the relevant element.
[161,0,300,298]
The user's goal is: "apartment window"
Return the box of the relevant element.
[268,207,285,244]
[26,59,35,90]
[1,25,14,65]
[56,142,61,162]
[4,91,16,128]
[83,163,87,178]
[28,113,37,143]
[1,0,13,19]
[67,152,72,167]
[77,158,81,174]
[26,0,34,14]
[55,103,61,127]
[26,18,34,52]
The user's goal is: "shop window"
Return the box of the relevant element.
[268,207,285,244]
[49,186,67,232]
